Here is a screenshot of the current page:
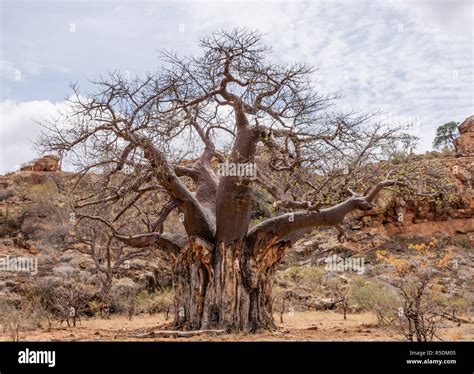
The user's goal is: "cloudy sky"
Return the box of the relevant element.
[0,0,473,173]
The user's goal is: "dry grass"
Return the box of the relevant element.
[0,311,471,342]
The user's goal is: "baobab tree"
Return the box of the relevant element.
[39,29,413,332]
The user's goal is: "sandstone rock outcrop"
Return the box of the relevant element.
[21,155,61,172]
[455,115,474,156]
[348,156,474,240]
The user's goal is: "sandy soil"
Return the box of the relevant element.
[1,312,472,342]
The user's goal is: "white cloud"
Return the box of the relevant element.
[0,100,68,173]
[0,0,472,169]
[389,0,473,36]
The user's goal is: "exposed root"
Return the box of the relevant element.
[133,329,225,338]
[336,223,345,243]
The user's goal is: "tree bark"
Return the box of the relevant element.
[171,235,288,332]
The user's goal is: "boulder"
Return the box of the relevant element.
[455,115,474,156]
[313,297,335,310]
[2,238,13,246]
[31,155,60,172]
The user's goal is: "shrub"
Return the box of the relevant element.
[52,263,77,278]
[433,292,470,319]
[371,242,459,341]
[350,279,400,325]
[143,290,174,319]
[0,294,53,341]
[111,278,139,320]
[88,300,102,317]
[0,301,23,341]
[276,265,324,289]
[0,207,21,236]
[0,187,15,202]
[50,282,94,327]
[24,278,94,328]
[27,181,57,202]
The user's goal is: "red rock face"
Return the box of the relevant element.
[344,155,474,244]
[455,115,474,156]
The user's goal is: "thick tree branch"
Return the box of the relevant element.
[247,175,406,248]
[118,132,216,240]
[76,214,182,255]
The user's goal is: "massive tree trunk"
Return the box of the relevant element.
[170,105,281,332]
[172,234,290,332]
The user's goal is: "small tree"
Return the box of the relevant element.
[375,240,456,341]
[382,134,419,162]
[51,282,93,327]
[60,175,162,318]
[65,224,150,318]
[0,301,22,341]
[433,121,459,152]
[326,275,351,320]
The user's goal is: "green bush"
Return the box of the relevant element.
[276,265,324,289]
[350,279,400,325]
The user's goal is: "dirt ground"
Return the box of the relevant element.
[1,312,472,342]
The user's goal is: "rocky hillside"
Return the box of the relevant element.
[0,118,472,320]
[278,117,473,313]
